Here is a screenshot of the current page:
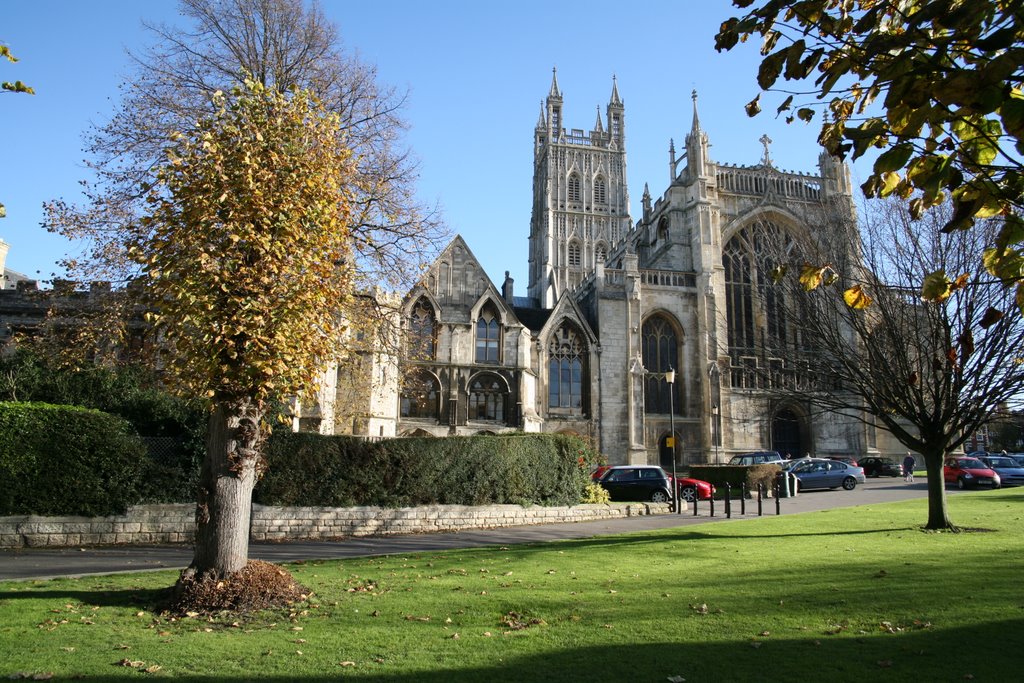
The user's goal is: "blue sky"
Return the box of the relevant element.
[1,0,868,289]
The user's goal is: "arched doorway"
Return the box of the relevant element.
[659,433,677,470]
[772,409,802,459]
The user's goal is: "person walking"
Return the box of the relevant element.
[902,452,916,483]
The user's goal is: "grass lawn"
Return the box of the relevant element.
[2,489,1022,682]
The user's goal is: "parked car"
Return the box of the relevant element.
[729,451,787,466]
[669,475,716,502]
[597,465,673,503]
[943,456,1000,489]
[825,455,859,467]
[779,457,865,491]
[976,455,1024,486]
[858,456,903,478]
[1007,453,1024,468]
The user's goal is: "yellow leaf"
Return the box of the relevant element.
[921,270,952,302]
[799,264,827,291]
[843,285,873,309]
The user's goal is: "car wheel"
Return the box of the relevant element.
[957,477,966,490]
[842,477,857,490]
[680,486,697,503]
[650,489,670,503]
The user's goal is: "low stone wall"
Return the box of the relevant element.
[0,504,195,549]
[0,501,673,549]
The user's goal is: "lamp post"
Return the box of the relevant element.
[665,367,679,514]
[712,403,720,464]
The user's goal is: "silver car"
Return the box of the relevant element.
[781,457,866,491]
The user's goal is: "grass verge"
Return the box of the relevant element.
[1,488,1021,681]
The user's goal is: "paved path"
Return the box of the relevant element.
[0,478,935,581]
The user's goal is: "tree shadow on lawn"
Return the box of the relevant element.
[0,585,170,610]
[29,616,1015,682]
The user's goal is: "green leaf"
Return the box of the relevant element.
[1000,98,1024,141]
[979,307,1004,329]
[873,144,914,174]
[757,48,787,90]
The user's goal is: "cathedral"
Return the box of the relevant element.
[319,72,900,467]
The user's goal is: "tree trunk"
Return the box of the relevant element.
[923,450,956,531]
[182,399,265,580]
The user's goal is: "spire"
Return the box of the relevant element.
[536,100,546,130]
[594,106,604,133]
[642,182,652,219]
[549,67,561,99]
[610,74,622,106]
[690,89,701,133]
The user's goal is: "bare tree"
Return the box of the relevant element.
[747,198,1024,530]
[45,0,445,291]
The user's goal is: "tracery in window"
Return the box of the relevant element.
[469,373,506,422]
[723,221,803,388]
[568,173,581,202]
[400,370,440,420]
[595,243,607,265]
[642,314,680,415]
[548,323,588,411]
[475,304,501,363]
[408,299,437,361]
[568,241,582,269]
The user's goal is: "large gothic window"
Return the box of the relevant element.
[408,299,437,361]
[594,176,607,204]
[548,323,588,412]
[475,304,501,363]
[568,173,581,202]
[400,370,440,420]
[568,241,582,268]
[723,221,803,388]
[469,373,506,422]
[642,315,680,414]
[595,242,607,265]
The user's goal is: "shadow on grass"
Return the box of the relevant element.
[20,617,1019,682]
[0,586,170,610]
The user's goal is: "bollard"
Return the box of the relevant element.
[725,483,732,518]
[710,492,715,517]
[757,484,764,516]
[775,482,781,515]
[693,492,699,516]
[741,483,747,515]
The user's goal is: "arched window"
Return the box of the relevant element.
[475,304,501,363]
[469,373,506,422]
[723,220,802,388]
[642,314,680,414]
[568,241,582,268]
[595,243,607,264]
[408,299,437,360]
[548,323,588,411]
[568,173,581,202]
[594,176,607,204]
[657,216,670,243]
[400,370,440,420]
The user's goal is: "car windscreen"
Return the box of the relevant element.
[959,459,986,469]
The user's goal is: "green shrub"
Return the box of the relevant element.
[256,432,598,508]
[690,464,781,497]
[0,402,146,516]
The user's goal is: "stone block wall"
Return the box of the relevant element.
[0,501,674,549]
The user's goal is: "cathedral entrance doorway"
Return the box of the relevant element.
[659,433,677,470]
[772,409,802,459]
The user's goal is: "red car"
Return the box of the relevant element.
[943,456,1001,490]
[591,466,715,502]
[669,475,716,502]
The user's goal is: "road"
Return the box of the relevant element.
[0,477,936,581]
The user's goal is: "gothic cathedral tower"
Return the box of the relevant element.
[527,70,632,308]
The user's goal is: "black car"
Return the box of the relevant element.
[598,465,673,503]
[859,456,902,477]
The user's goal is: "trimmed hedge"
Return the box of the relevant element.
[256,432,596,508]
[0,402,146,516]
[690,464,781,496]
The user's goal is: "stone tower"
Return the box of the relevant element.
[527,69,632,308]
